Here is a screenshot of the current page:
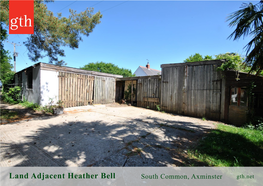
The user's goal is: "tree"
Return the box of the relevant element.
[0,22,13,81]
[81,62,135,77]
[227,1,263,74]
[184,53,213,62]
[0,0,102,65]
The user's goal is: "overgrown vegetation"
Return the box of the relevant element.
[0,109,19,120]
[124,84,136,101]
[19,100,40,110]
[2,86,21,104]
[184,52,263,76]
[187,124,263,166]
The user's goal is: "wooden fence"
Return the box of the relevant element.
[59,72,94,108]
[94,76,116,104]
[137,76,161,110]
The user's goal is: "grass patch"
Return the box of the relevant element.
[187,124,263,166]
[0,109,19,120]
[19,101,40,110]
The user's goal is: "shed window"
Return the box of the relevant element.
[27,68,33,89]
[230,87,247,107]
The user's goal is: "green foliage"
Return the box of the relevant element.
[19,101,40,110]
[0,23,12,81]
[227,1,263,74]
[57,100,64,108]
[156,105,161,111]
[0,109,19,120]
[1,71,15,92]
[0,1,102,64]
[244,115,263,131]
[184,53,205,62]
[184,53,214,62]
[124,84,136,101]
[2,86,21,104]
[81,62,135,77]
[184,52,260,75]
[215,52,249,72]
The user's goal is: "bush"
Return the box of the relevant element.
[2,86,22,104]
[1,71,15,93]
[244,117,263,131]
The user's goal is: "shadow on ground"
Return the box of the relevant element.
[1,116,213,167]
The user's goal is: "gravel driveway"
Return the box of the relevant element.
[0,104,216,167]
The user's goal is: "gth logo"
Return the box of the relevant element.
[9,0,34,34]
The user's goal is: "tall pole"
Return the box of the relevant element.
[6,41,21,72]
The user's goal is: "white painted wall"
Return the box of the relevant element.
[40,69,59,106]
[134,67,147,76]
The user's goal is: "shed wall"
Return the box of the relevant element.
[161,63,225,120]
[40,69,59,106]
[137,76,161,110]
[94,76,116,104]
[15,65,41,104]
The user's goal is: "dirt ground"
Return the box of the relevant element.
[0,103,217,167]
[0,101,51,125]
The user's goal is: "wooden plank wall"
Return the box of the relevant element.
[137,76,161,110]
[161,63,223,120]
[59,72,94,108]
[94,76,116,104]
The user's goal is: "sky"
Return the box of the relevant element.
[4,1,257,74]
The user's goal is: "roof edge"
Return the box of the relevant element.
[161,60,225,68]
[16,62,123,78]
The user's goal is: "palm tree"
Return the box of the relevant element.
[227,1,263,75]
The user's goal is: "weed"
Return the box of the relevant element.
[19,101,40,110]
[156,105,161,111]
[202,117,206,121]
[133,147,142,153]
